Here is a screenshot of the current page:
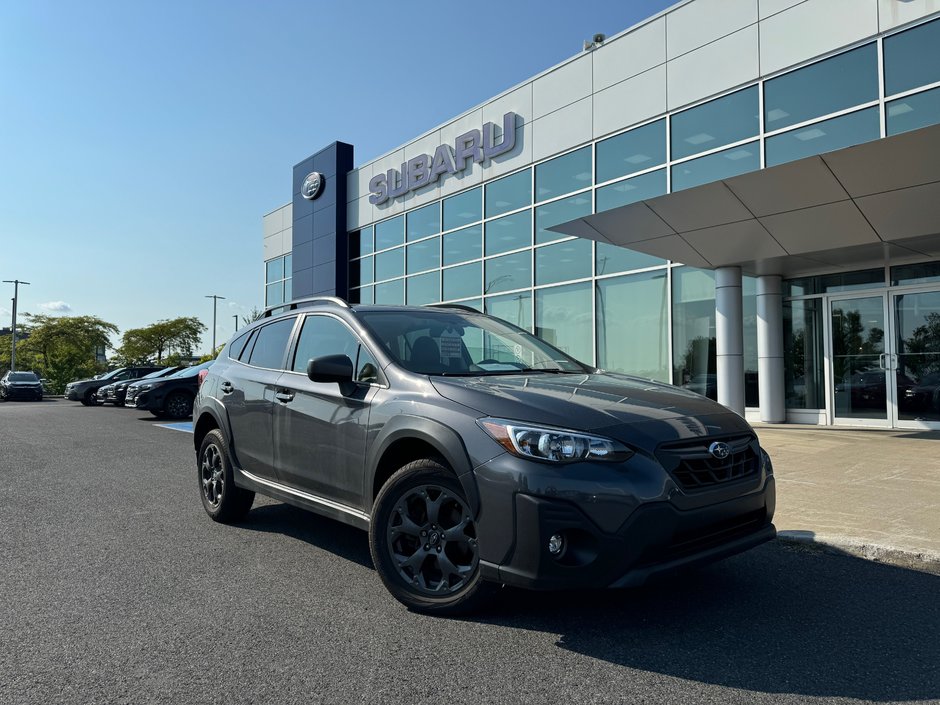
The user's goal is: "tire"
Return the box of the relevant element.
[198,429,254,523]
[83,390,98,406]
[369,458,495,615]
[150,410,167,418]
[164,391,194,419]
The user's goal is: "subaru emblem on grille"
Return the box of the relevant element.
[708,442,731,460]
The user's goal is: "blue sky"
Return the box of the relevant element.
[0,0,674,353]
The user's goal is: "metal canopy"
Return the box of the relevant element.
[551,123,940,277]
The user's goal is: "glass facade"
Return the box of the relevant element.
[264,253,292,307]
[671,86,759,160]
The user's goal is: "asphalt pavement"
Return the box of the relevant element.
[1,400,938,705]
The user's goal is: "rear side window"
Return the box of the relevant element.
[228,330,252,360]
[247,318,296,370]
[237,329,258,362]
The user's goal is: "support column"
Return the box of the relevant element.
[715,267,745,415]
[757,275,786,423]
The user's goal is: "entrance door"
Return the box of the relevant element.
[829,294,891,426]
[891,289,940,429]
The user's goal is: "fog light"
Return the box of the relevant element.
[548,533,565,556]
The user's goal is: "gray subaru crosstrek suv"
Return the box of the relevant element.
[193,297,775,614]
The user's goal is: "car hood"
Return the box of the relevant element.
[430,372,752,445]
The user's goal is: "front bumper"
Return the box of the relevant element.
[2,386,43,400]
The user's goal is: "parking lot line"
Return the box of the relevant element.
[154,421,193,433]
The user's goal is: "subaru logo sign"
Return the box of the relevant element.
[708,441,731,460]
[301,171,324,200]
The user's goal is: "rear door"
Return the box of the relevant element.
[273,313,379,508]
[224,316,298,480]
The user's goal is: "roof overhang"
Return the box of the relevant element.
[551,123,940,277]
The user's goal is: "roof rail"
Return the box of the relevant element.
[261,296,350,318]
[425,303,481,313]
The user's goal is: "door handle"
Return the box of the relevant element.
[878,353,886,370]
[275,390,295,403]
[220,381,234,394]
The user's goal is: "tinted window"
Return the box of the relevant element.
[671,141,760,191]
[764,44,878,131]
[443,261,481,301]
[485,291,532,331]
[292,316,359,372]
[8,372,39,382]
[887,87,940,136]
[484,210,531,255]
[765,107,879,167]
[596,169,666,213]
[671,86,759,160]
[597,270,669,381]
[535,194,591,245]
[535,281,593,364]
[536,238,592,285]
[228,331,252,360]
[535,147,592,202]
[375,248,404,281]
[248,318,296,369]
[596,242,665,274]
[406,202,440,241]
[485,169,530,217]
[350,226,373,258]
[485,251,531,294]
[374,278,404,305]
[443,224,482,265]
[596,119,666,183]
[407,271,440,306]
[884,18,940,96]
[406,237,440,274]
[266,258,283,282]
[443,187,482,230]
[350,256,374,287]
[375,215,404,250]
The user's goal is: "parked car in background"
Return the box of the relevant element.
[65,366,162,406]
[98,366,182,405]
[128,361,213,419]
[0,371,44,401]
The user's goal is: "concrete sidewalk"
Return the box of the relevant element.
[754,423,940,573]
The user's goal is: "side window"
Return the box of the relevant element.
[228,330,252,360]
[247,318,296,369]
[356,346,379,384]
[292,316,360,372]
[237,329,258,362]
[114,370,133,381]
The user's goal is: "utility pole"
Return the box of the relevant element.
[3,279,30,372]
[205,294,225,353]
[232,314,239,332]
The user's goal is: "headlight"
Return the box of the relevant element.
[139,384,152,391]
[478,417,633,463]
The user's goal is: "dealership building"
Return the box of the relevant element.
[262,0,940,430]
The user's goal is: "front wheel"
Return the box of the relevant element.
[83,390,98,406]
[198,429,254,522]
[369,458,494,615]
[164,391,193,419]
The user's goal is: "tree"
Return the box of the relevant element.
[13,314,118,393]
[241,307,262,327]
[115,317,206,365]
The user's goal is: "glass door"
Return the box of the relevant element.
[892,289,940,429]
[829,294,890,426]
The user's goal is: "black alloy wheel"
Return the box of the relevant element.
[165,391,193,419]
[198,429,254,522]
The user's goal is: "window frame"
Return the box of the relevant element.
[284,312,387,387]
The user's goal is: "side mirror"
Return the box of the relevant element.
[307,354,354,384]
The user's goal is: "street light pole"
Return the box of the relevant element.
[3,279,31,372]
[232,314,239,332]
[205,295,225,353]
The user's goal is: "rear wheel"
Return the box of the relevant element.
[83,390,98,406]
[369,458,494,615]
[165,391,194,419]
[198,429,254,522]
[150,410,167,418]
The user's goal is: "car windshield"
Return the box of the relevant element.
[8,372,38,382]
[356,309,589,376]
[97,369,124,381]
[140,367,175,380]
[167,361,213,379]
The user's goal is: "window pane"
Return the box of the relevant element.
[485,251,531,294]
[887,87,940,136]
[535,147,592,202]
[536,238,592,285]
[596,270,669,381]
[672,267,716,400]
[375,215,404,251]
[820,268,884,292]
[892,261,940,287]
[375,248,404,281]
[484,210,532,255]
[284,254,292,277]
[596,242,665,275]
[265,281,284,306]
[283,277,292,303]
[535,193,591,245]
[671,86,759,160]
[884,18,940,95]
[406,237,440,274]
[406,202,440,241]
[443,187,482,230]
[535,282,592,364]
[485,169,530,217]
[407,271,440,306]
[349,256,374,287]
[356,286,374,304]
[248,318,295,370]
[672,142,760,191]
[350,227,373,258]
[266,258,283,283]
[292,316,359,372]
[784,299,825,408]
[443,224,482,266]
[765,43,878,131]
[485,291,532,331]
[374,278,404,304]
[596,119,666,183]
[596,169,666,213]
[443,262,481,301]
[766,107,880,167]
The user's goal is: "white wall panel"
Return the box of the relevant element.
[667,26,759,110]
[759,0,878,75]
[758,0,805,20]
[878,0,940,31]
[354,194,373,229]
[532,55,592,119]
[667,0,757,58]
[263,211,280,239]
[592,18,666,91]
[531,97,593,162]
[593,65,667,139]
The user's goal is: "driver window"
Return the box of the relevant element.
[293,315,379,384]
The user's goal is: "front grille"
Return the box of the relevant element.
[635,508,768,567]
[656,434,759,491]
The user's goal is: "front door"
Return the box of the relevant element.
[891,288,940,429]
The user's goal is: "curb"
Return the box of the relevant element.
[777,530,940,576]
